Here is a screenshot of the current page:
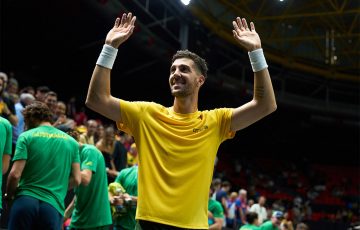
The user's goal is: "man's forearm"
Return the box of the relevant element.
[253,69,275,101]
[68,175,79,190]
[6,175,20,198]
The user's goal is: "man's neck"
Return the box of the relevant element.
[39,121,52,126]
[173,96,198,114]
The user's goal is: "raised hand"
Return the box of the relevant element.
[105,13,136,48]
[232,17,261,52]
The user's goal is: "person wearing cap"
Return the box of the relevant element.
[240,211,260,230]
[260,211,284,230]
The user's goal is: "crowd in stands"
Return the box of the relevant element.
[212,153,359,229]
[0,70,358,229]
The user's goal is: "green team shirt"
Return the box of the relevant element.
[114,165,138,230]
[260,221,279,230]
[240,224,261,230]
[70,144,112,228]
[13,125,80,215]
[208,198,224,226]
[0,117,12,209]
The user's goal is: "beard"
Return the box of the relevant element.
[170,78,197,97]
[170,86,193,97]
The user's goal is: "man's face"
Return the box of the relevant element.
[55,103,66,116]
[87,121,98,136]
[272,216,282,226]
[44,95,57,111]
[259,196,266,206]
[169,58,204,97]
[35,91,46,102]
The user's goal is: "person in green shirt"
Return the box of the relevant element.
[65,130,112,229]
[108,165,138,230]
[0,116,12,220]
[5,101,81,230]
[260,211,283,230]
[240,212,260,230]
[208,183,224,230]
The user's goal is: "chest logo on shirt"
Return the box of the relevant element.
[193,125,208,133]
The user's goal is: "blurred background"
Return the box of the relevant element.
[1,0,359,229]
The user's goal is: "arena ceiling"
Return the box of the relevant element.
[2,0,359,118]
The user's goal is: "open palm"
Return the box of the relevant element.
[105,13,136,48]
[232,17,261,52]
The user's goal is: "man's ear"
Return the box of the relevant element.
[198,75,205,87]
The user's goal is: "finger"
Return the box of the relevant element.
[250,22,255,31]
[236,17,244,31]
[232,21,240,31]
[242,18,249,30]
[114,18,120,28]
[120,13,126,26]
[130,16,136,27]
[127,12,132,24]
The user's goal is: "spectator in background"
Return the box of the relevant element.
[216,180,231,227]
[0,77,18,126]
[52,101,76,132]
[79,119,98,145]
[96,125,118,182]
[240,212,260,230]
[112,137,128,172]
[280,212,294,230]
[260,211,283,230]
[250,196,268,224]
[5,101,81,229]
[226,191,238,229]
[94,123,104,144]
[127,143,138,167]
[35,86,50,102]
[212,178,222,200]
[43,91,58,116]
[6,78,19,104]
[236,189,249,228]
[13,93,35,146]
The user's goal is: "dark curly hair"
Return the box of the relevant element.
[172,50,208,79]
[23,101,52,129]
[66,129,80,141]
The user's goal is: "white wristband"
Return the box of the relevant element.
[96,44,118,69]
[248,48,268,72]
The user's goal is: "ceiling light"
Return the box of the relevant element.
[180,0,191,6]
